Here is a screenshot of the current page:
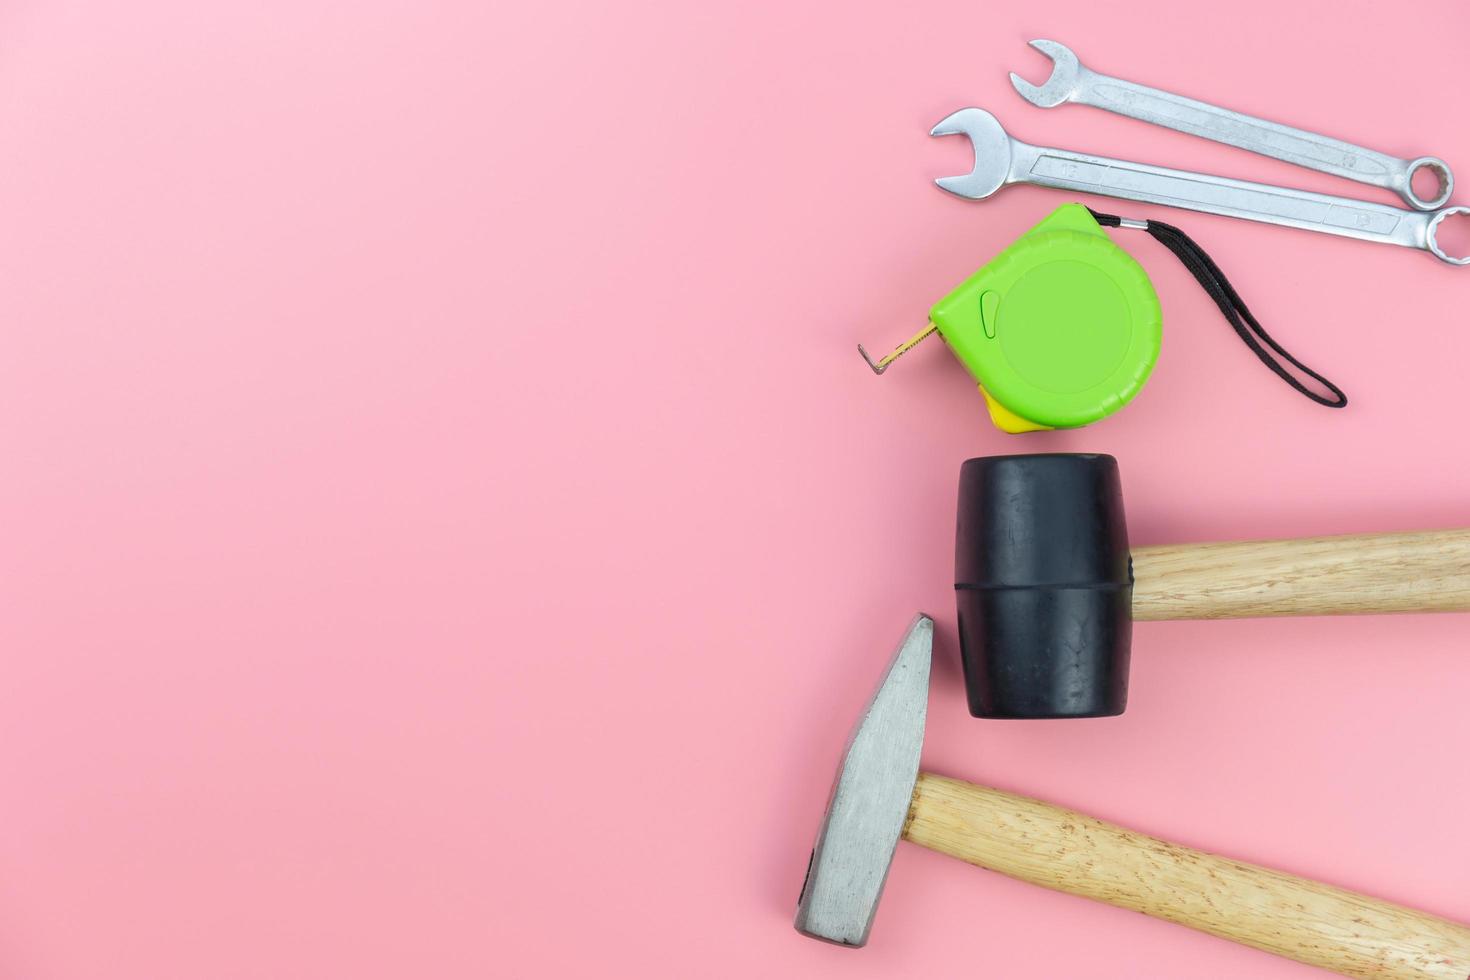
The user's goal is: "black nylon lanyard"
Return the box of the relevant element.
[1088,208,1347,408]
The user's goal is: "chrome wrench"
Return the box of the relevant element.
[930,108,1470,266]
[1009,39,1453,212]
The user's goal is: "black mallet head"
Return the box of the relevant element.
[955,453,1132,719]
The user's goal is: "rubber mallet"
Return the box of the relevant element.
[956,453,1470,718]
[794,616,1470,979]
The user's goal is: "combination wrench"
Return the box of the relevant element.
[931,109,1470,266]
[1009,39,1453,212]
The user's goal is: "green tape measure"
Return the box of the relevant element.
[862,204,1161,432]
[861,202,1348,425]
[932,204,1161,431]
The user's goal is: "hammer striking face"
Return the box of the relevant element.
[793,614,931,947]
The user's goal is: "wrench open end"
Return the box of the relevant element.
[1009,39,1081,108]
[930,108,1012,201]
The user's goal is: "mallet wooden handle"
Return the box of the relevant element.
[905,773,1470,980]
[1131,528,1470,620]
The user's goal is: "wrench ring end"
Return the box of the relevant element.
[1426,206,1470,266]
[1404,156,1454,211]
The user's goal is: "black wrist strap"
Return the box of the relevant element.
[1088,208,1347,408]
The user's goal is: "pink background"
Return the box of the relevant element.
[1,1,1468,977]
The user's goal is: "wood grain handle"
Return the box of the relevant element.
[904,773,1470,980]
[1131,528,1470,620]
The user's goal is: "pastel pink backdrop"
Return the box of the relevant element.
[1,1,1468,977]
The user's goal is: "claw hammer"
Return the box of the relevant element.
[795,616,1470,979]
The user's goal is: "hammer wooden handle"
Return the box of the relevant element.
[1131,528,1470,620]
[905,773,1470,980]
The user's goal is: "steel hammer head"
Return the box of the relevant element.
[794,615,932,947]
